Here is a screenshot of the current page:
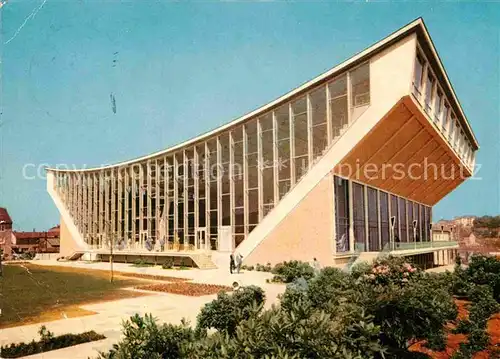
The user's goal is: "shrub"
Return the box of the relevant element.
[450,345,474,359]
[1,326,105,358]
[425,271,455,295]
[195,299,385,359]
[271,260,315,283]
[196,285,265,336]
[246,265,254,271]
[97,314,193,359]
[162,258,174,269]
[132,259,153,267]
[279,277,310,312]
[468,286,499,328]
[452,319,473,334]
[371,279,456,351]
[280,261,457,355]
[357,256,421,287]
[466,254,500,301]
[426,331,447,351]
[179,257,188,268]
[306,267,353,309]
[466,327,489,352]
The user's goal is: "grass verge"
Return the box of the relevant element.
[0,263,146,328]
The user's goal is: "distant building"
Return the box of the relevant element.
[0,207,60,260]
[432,222,453,242]
[0,207,14,259]
[12,226,60,254]
[453,216,476,227]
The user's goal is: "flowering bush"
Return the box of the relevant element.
[360,257,420,286]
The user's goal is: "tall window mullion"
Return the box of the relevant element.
[367,187,379,251]
[352,182,366,251]
[334,176,350,253]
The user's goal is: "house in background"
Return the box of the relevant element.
[432,222,454,242]
[0,207,60,259]
[453,216,476,227]
[0,207,15,259]
[46,18,478,269]
[12,226,60,255]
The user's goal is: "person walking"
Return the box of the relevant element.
[235,253,243,274]
[229,253,235,274]
[312,257,321,275]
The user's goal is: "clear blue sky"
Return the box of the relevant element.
[1,1,499,231]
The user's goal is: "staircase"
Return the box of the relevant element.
[67,251,85,260]
[190,253,218,270]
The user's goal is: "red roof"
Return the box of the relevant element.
[0,207,12,224]
[48,225,60,234]
[13,231,47,239]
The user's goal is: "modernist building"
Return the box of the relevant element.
[47,19,478,268]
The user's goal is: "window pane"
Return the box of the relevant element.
[334,176,350,252]
[399,197,407,242]
[311,87,327,126]
[294,156,308,180]
[407,201,413,241]
[434,90,443,125]
[350,63,370,122]
[448,116,455,142]
[380,191,390,249]
[413,54,424,94]
[424,74,435,113]
[353,182,366,251]
[390,194,399,244]
[311,87,328,160]
[292,97,308,158]
[442,104,450,133]
[312,124,328,159]
[367,187,379,251]
[276,105,291,185]
[329,75,348,138]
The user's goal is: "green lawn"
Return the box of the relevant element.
[0,264,144,328]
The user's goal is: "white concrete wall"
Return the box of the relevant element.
[47,171,88,254]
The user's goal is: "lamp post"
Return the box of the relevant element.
[429,222,433,246]
[390,216,396,251]
[413,219,417,250]
[106,222,114,283]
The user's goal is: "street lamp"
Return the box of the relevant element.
[412,220,418,249]
[390,216,396,251]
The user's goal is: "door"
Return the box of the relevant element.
[140,231,148,250]
[196,228,207,251]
